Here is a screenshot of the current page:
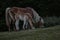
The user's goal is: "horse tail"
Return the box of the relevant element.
[5,7,11,31]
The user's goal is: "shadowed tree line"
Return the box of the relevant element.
[0,0,60,31]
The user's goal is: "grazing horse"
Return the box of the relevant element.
[5,7,35,32]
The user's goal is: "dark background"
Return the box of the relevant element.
[0,0,60,31]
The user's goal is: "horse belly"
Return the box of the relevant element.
[19,15,24,20]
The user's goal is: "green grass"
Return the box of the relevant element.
[0,25,60,40]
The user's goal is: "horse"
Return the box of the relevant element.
[5,7,35,32]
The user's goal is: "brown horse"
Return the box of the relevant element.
[5,7,35,32]
[5,7,44,32]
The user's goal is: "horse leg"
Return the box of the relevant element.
[23,17,27,30]
[25,21,28,29]
[6,22,10,32]
[12,21,16,31]
[7,17,11,32]
[15,19,19,31]
[28,19,35,29]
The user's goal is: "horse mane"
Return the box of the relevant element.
[26,7,40,23]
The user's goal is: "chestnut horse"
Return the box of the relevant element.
[5,7,35,32]
[5,7,44,32]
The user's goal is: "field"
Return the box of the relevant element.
[0,25,60,40]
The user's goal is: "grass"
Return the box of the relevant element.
[0,25,60,40]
